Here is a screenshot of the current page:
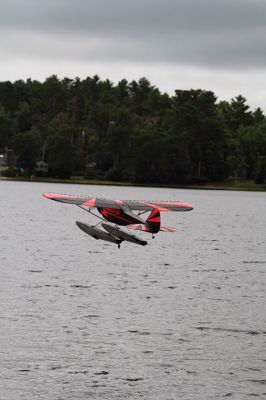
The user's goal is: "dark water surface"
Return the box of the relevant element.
[0,181,266,399]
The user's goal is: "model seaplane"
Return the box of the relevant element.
[42,192,193,248]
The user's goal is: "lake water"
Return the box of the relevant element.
[0,180,266,400]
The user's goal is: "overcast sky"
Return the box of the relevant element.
[1,0,266,110]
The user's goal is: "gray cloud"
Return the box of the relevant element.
[1,0,266,68]
[1,0,266,110]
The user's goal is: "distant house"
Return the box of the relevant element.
[0,148,16,170]
[35,140,48,175]
[0,154,6,168]
[5,148,16,168]
[36,160,49,174]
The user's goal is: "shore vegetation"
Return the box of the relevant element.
[0,75,265,188]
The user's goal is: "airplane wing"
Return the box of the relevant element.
[42,193,193,212]
[122,199,193,212]
[42,192,92,205]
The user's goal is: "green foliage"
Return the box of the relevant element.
[0,104,14,148]
[1,167,17,177]
[0,76,265,184]
[47,134,74,179]
[13,128,42,173]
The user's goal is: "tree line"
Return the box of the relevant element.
[0,75,266,184]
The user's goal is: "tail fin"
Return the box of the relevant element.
[146,208,161,233]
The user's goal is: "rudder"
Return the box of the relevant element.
[146,208,161,233]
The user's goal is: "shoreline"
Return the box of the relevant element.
[1,175,266,191]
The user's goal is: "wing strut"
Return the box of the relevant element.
[77,205,106,223]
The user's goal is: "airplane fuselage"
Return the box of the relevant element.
[97,207,145,226]
[97,206,161,234]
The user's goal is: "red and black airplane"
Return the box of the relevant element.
[43,192,193,247]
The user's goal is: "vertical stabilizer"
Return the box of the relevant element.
[146,208,161,233]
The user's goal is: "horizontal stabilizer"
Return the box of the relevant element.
[129,224,176,232]
[159,226,177,232]
[102,223,147,246]
[128,224,150,232]
[76,221,121,245]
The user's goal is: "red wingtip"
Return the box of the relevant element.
[42,192,82,199]
[42,192,71,200]
[42,192,55,199]
[182,202,193,211]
